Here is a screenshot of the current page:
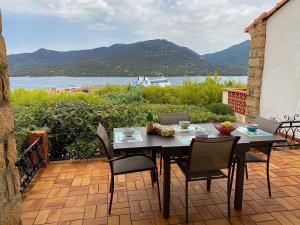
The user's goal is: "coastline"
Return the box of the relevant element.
[9,75,248,90]
[9,74,246,77]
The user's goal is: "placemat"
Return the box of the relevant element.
[236,127,272,137]
[176,136,195,145]
[172,124,205,132]
[115,129,144,143]
[176,132,217,144]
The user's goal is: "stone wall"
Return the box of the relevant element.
[0,12,22,225]
[245,20,267,122]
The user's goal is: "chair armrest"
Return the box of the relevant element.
[108,154,153,163]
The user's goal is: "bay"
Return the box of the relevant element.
[9,76,247,89]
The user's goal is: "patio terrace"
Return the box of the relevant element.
[21,149,300,225]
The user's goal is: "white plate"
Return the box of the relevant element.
[122,136,135,140]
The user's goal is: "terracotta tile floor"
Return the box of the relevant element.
[21,149,300,225]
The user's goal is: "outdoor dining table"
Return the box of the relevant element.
[113,123,286,219]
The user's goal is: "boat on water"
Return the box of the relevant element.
[132,76,172,87]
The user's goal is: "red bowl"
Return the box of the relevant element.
[214,123,237,135]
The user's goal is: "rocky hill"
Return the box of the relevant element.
[8,39,248,77]
[203,40,250,70]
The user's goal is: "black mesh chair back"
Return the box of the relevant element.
[158,112,190,174]
[188,137,239,177]
[96,123,161,214]
[253,116,281,135]
[179,136,240,222]
[158,112,190,125]
[242,116,282,197]
[96,123,114,160]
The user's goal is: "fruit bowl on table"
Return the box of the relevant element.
[214,123,237,135]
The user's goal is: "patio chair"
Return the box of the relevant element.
[175,136,240,222]
[232,116,282,197]
[96,123,161,214]
[158,112,190,174]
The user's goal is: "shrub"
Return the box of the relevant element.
[207,103,234,116]
[66,138,100,159]
[139,86,181,104]
[136,76,225,106]
[95,74,242,106]
[179,80,207,105]
[93,84,128,95]
[13,99,236,159]
[11,88,104,106]
[92,74,244,106]
[223,80,246,89]
[200,75,223,104]
[103,89,147,104]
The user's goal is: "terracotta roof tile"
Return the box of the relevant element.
[245,0,290,32]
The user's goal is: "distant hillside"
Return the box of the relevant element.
[203,40,250,70]
[8,39,247,77]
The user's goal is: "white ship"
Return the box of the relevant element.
[132,76,172,87]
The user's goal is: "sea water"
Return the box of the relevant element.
[9,76,248,89]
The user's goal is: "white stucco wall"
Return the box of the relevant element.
[260,0,300,121]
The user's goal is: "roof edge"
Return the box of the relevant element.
[245,0,290,33]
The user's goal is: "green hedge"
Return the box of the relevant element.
[13,99,235,160]
[207,103,234,116]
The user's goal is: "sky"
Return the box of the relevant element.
[0,0,279,55]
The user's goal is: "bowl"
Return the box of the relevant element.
[246,124,258,132]
[179,121,190,129]
[123,128,135,137]
[214,123,237,135]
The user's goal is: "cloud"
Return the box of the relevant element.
[0,0,279,53]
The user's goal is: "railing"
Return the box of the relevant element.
[273,114,300,148]
[15,130,96,192]
[16,137,44,192]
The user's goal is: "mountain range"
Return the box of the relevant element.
[203,40,250,71]
[8,39,250,77]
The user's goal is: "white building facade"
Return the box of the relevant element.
[259,0,300,121]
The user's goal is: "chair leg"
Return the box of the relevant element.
[227,176,231,218]
[207,178,211,191]
[245,164,249,179]
[160,152,163,175]
[267,161,272,197]
[151,170,154,187]
[109,180,112,193]
[185,180,189,223]
[108,175,114,214]
[151,149,157,183]
[230,161,236,195]
[155,169,162,210]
